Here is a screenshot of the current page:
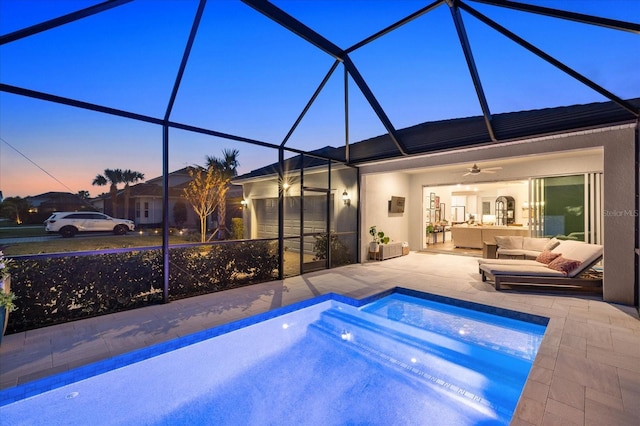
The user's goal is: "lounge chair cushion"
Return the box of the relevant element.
[478,258,540,267]
[536,250,562,264]
[480,263,566,277]
[549,240,603,277]
[547,256,582,276]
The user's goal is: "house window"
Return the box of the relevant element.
[135,202,140,218]
[144,202,149,218]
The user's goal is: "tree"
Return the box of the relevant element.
[92,169,123,217]
[77,190,90,200]
[0,197,31,224]
[182,166,223,243]
[122,169,145,220]
[206,148,239,239]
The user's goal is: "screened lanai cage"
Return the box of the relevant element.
[1,0,638,330]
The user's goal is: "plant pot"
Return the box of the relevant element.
[426,233,433,245]
[369,242,380,253]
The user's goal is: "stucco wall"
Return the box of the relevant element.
[602,130,636,305]
[361,172,411,260]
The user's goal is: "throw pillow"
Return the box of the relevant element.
[544,237,561,252]
[547,256,582,276]
[536,250,562,264]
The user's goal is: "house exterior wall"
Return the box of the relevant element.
[238,167,358,257]
[602,130,636,304]
[361,172,411,255]
[360,124,637,305]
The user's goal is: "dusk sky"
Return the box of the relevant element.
[1,0,638,198]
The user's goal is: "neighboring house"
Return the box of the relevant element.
[26,191,93,224]
[90,167,243,232]
[234,98,639,306]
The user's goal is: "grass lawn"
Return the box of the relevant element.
[0,224,48,238]
[1,234,195,255]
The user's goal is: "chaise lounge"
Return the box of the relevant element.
[478,239,603,291]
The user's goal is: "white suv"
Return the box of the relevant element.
[44,212,135,238]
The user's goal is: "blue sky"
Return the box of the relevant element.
[1,0,639,198]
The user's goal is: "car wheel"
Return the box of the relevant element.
[60,226,77,238]
[113,224,128,235]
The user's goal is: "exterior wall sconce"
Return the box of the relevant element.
[342,190,351,206]
[282,182,290,193]
[240,199,247,208]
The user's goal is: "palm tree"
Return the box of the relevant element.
[76,190,90,200]
[92,169,123,217]
[206,148,239,239]
[121,169,145,220]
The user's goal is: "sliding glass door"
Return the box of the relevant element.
[531,173,602,243]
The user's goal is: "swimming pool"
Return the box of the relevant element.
[0,288,547,425]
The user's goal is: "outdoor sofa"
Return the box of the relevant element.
[478,239,603,291]
[493,236,560,259]
[451,225,529,249]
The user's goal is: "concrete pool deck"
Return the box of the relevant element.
[1,252,639,424]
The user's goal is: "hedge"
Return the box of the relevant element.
[6,240,278,333]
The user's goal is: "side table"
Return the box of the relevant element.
[482,241,497,259]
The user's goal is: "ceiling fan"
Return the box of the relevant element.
[463,164,502,176]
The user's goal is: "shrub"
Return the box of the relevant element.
[230,218,244,240]
[313,233,352,267]
[6,241,279,333]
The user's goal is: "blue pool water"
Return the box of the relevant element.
[0,289,547,425]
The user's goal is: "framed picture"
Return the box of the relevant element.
[430,200,436,209]
[431,209,437,222]
[426,210,431,224]
[430,192,435,201]
[435,196,440,209]
[440,203,446,221]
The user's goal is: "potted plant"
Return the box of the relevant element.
[369,226,390,254]
[0,250,16,345]
[425,223,434,245]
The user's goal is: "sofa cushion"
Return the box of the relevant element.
[543,237,561,251]
[547,256,582,276]
[523,237,550,252]
[494,235,523,250]
[536,250,562,264]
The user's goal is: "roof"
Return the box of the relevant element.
[344,97,640,164]
[235,97,639,181]
[26,191,87,207]
[234,146,344,182]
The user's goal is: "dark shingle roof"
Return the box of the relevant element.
[235,98,639,180]
[345,98,640,164]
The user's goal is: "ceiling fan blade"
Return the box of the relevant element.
[482,170,496,174]
[463,172,472,176]
[484,167,503,171]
